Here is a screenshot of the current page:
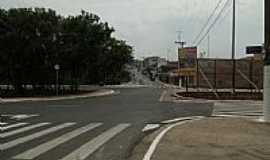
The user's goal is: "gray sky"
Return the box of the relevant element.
[0,0,264,60]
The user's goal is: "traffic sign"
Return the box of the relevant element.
[246,46,263,54]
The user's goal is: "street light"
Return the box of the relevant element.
[54,64,60,96]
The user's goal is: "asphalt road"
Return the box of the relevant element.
[1,88,213,160]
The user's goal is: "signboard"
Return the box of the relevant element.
[178,47,197,68]
[176,68,196,76]
[246,46,263,54]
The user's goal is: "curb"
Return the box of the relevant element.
[0,89,117,103]
[142,116,204,160]
[169,98,262,104]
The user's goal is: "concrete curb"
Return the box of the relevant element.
[104,84,149,89]
[141,115,268,160]
[142,116,204,160]
[163,88,263,104]
[0,89,117,103]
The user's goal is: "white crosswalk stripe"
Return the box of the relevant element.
[60,123,131,160]
[213,102,263,118]
[1,114,39,121]
[0,123,51,138]
[13,123,103,160]
[1,123,29,131]
[10,114,39,120]
[3,122,132,160]
[1,122,76,150]
[0,122,8,126]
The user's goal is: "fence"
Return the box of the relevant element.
[195,59,263,90]
[160,58,264,92]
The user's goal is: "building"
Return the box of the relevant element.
[142,57,167,81]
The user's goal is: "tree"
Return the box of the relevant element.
[0,8,133,94]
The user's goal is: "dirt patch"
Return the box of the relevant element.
[177,92,262,100]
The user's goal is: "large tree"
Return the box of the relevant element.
[0,8,133,94]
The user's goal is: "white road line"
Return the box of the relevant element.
[13,123,102,160]
[60,123,131,160]
[0,123,51,138]
[142,117,203,160]
[161,117,193,124]
[161,116,205,124]
[1,123,28,131]
[159,90,167,102]
[142,124,160,132]
[1,123,76,150]
[10,114,39,120]
[0,122,8,126]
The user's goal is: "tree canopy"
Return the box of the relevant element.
[0,8,133,93]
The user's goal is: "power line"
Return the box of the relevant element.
[195,0,231,46]
[192,0,224,45]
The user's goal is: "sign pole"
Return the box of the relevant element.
[263,0,270,122]
[54,64,60,96]
[232,0,236,94]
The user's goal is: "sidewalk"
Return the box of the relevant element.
[150,117,270,160]
[0,89,116,103]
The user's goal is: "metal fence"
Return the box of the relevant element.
[158,58,264,92]
[186,59,264,91]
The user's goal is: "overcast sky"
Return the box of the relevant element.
[0,0,264,60]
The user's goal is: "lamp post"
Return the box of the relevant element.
[54,64,60,96]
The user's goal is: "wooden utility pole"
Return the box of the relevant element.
[208,34,210,58]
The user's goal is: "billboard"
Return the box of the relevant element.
[178,47,197,68]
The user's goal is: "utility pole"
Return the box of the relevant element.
[175,31,186,88]
[263,0,270,122]
[232,0,236,94]
[208,34,210,58]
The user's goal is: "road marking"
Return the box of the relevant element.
[1,123,28,131]
[159,90,167,102]
[161,116,205,124]
[10,114,39,120]
[142,124,160,132]
[13,123,103,160]
[217,112,263,116]
[142,117,203,160]
[0,123,51,138]
[1,123,76,150]
[60,123,131,160]
[161,117,192,124]
[1,114,39,120]
[0,122,8,126]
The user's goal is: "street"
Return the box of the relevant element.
[1,88,212,160]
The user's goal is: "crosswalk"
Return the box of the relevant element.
[1,114,40,128]
[1,123,29,131]
[1,114,40,121]
[1,121,132,160]
[0,123,50,138]
[213,101,263,118]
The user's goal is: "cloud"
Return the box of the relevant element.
[0,0,264,59]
